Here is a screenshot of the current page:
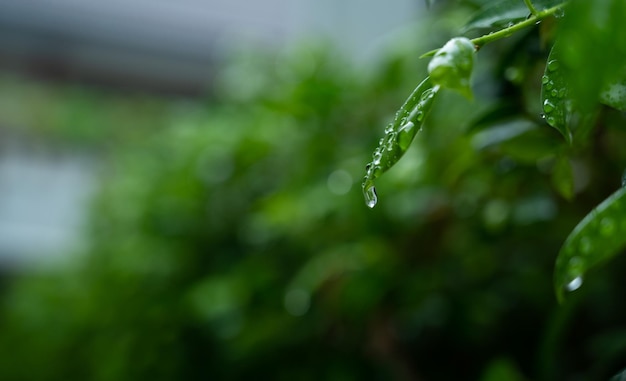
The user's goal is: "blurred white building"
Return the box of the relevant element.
[0,0,421,267]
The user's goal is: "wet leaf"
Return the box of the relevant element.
[541,44,571,143]
[463,0,528,32]
[558,0,626,113]
[551,155,574,200]
[362,77,439,208]
[554,186,626,302]
[428,37,475,99]
[463,0,567,32]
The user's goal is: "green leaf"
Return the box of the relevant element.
[551,155,574,200]
[541,44,571,143]
[428,37,475,99]
[600,73,626,111]
[463,0,567,32]
[558,0,626,113]
[554,186,626,302]
[463,0,528,32]
[362,77,439,208]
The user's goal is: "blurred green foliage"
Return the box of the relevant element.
[1,1,626,380]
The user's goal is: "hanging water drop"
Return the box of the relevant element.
[363,183,378,208]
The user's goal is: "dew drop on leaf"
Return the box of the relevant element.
[565,276,583,292]
[579,236,592,254]
[547,59,560,72]
[600,217,616,236]
[543,99,556,113]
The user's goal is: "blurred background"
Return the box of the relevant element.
[1,0,626,380]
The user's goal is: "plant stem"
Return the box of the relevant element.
[524,0,539,16]
[420,4,564,58]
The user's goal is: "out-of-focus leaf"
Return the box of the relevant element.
[600,74,626,111]
[471,118,558,163]
[551,155,574,200]
[558,0,626,113]
[463,0,528,32]
[362,77,439,208]
[428,37,475,99]
[463,0,567,32]
[541,44,571,143]
[610,367,626,381]
[554,186,626,302]
[471,118,536,150]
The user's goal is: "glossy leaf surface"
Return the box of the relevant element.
[362,77,439,208]
[541,44,571,143]
[554,186,626,302]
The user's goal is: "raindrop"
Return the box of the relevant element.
[398,121,415,150]
[547,60,560,72]
[600,217,616,236]
[363,182,378,208]
[543,99,556,113]
[579,236,592,254]
[551,89,558,97]
[541,75,549,85]
[554,7,565,18]
[565,276,583,292]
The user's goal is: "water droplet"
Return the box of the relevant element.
[547,60,560,72]
[551,89,558,97]
[398,121,415,150]
[545,81,554,91]
[565,276,583,292]
[541,75,549,85]
[384,123,393,134]
[543,99,556,113]
[363,183,378,208]
[579,236,592,254]
[600,217,616,236]
[554,7,565,18]
[547,116,556,125]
